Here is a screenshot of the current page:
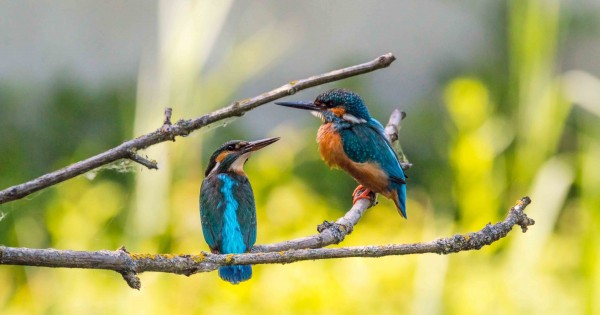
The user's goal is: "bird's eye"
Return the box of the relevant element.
[316,100,333,108]
[227,145,235,150]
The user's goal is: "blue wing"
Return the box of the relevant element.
[339,119,405,181]
[200,176,224,251]
[338,118,407,217]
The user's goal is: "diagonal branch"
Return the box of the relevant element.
[0,53,396,205]
[251,199,373,253]
[0,197,534,290]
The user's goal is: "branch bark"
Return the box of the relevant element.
[0,197,534,290]
[0,53,396,205]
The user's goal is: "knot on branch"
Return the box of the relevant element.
[117,246,141,290]
[230,101,246,117]
[317,221,352,244]
[158,107,178,142]
[435,234,471,254]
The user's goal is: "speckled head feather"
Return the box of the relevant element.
[315,89,372,121]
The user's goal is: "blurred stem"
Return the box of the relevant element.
[509,0,571,191]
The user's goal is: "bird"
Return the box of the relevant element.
[275,88,407,218]
[199,137,279,284]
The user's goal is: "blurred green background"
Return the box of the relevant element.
[1,1,599,314]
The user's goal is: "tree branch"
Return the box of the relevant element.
[0,53,396,205]
[0,54,537,291]
[0,197,534,290]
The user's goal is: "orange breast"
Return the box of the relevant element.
[317,123,390,193]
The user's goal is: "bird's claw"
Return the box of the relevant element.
[352,185,375,204]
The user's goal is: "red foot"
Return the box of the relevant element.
[352,185,373,204]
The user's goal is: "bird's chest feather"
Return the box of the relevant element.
[317,123,349,169]
[316,123,390,193]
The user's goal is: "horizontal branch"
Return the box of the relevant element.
[0,53,396,205]
[0,197,534,289]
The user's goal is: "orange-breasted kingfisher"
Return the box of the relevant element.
[200,137,279,284]
[275,88,407,218]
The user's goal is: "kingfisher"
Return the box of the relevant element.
[275,88,407,218]
[199,137,279,284]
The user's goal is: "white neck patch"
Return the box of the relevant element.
[342,113,367,124]
[208,162,221,176]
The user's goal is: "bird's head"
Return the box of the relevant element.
[275,88,371,124]
[204,137,280,176]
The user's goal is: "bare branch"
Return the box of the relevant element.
[385,108,411,169]
[0,53,396,205]
[0,197,534,289]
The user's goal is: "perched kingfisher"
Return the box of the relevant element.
[200,137,279,284]
[275,88,407,218]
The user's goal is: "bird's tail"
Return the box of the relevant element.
[391,183,407,219]
[218,265,252,284]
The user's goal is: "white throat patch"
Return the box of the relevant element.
[311,111,325,122]
[230,152,251,173]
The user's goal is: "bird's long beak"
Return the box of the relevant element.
[244,137,280,153]
[274,101,321,111]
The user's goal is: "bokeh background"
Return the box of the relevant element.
[1,1,599,314]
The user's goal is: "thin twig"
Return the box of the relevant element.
[384,109,404,142]
[127,152,158,170]
[0,53,396,205]
[163,107,173,126]
[385,109,411,169]
[0,197,534,289]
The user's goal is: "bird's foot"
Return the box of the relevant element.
[352,185,375,204]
